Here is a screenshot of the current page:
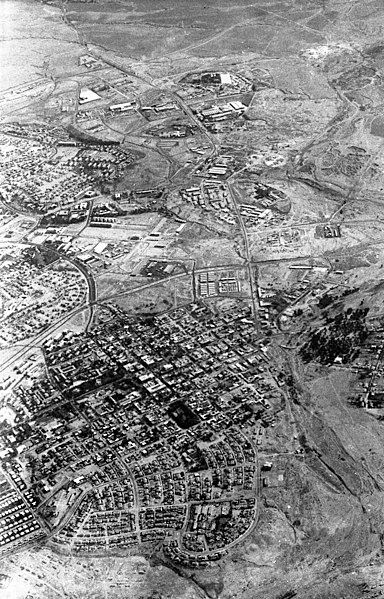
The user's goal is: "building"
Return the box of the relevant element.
[79,88,101,105]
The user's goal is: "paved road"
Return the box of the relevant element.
[227,180,260,327]
[0,240,96,372]
[88,49,218,182]
[97,262,246,304]
[0,304,89,374]
[0,260,247,373]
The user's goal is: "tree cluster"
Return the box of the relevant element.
[301,308,369,364]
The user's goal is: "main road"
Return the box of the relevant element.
[0,260,246,374]
[227,179,260,327]
[0,240,96,374]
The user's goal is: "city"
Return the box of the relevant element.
[0,302,285,567]
[2,0,384,598]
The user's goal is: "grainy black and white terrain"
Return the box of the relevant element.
[3,1,384,598]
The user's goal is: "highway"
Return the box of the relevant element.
[4,196,379,375]
[0,240,96,374]
[87,48,219,182]
[227,180,260,327]
[0,260,246,374]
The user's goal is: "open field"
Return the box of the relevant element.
[111,275,193,313]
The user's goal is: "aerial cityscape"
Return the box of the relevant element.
[3,0,384,598]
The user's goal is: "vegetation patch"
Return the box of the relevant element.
[301,307,369,364]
